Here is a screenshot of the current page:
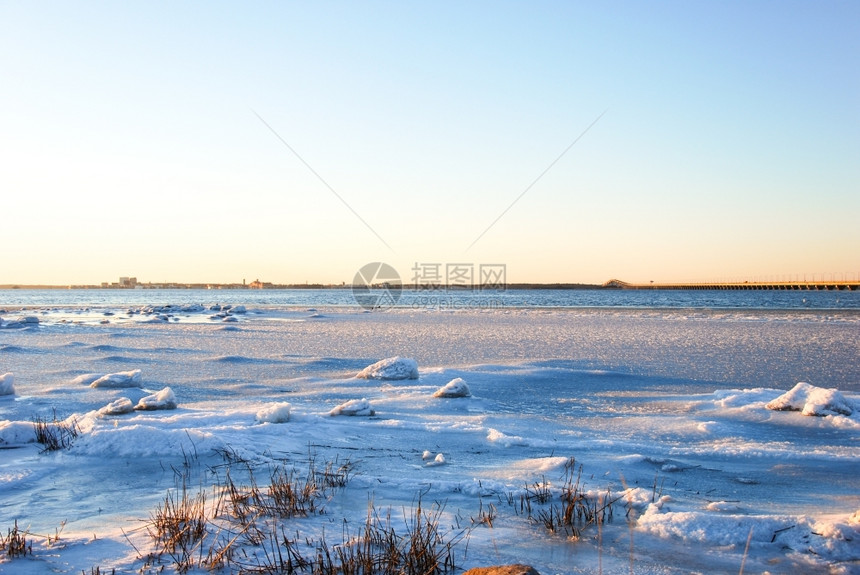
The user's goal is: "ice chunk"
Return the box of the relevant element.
[706,501,741,512]
[99,397,135,416]
[0,420,36,446]
[355,357,418,380]
[329,398,375,416]
[256,402,292,423]
[487,428,527,447]
[0,317,34,329]
[135,387,177,411]
[0,315,38,328]
[800,388,855,416]
[425,453,446,467]
[0,372,14,396]
[72,373,106,386]
[433,377,471,398]
[90,370,143,389]
[766,382,854,416]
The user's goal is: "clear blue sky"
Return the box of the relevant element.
[1,1,857,285]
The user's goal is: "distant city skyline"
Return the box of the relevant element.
[3,270,858,291]
[1,2,857,286]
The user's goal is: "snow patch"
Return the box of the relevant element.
[135,387,177,411]
[0,420,36,446]
[713,387,773,409]
[329,398,375,416]
[766,382,855,416]
[72,373,106,386]
[706,501,741,512]
[433,377,471,398]
[636,504,860,562]
[0,372,14,396]
[356,357,418,380]
[504,457,570,476]
[90,370,143,389]
[487,428,527,447]
[425,453,446,467]
[256,402,292,423]
[0,316,40,329]
[99,397,135,416]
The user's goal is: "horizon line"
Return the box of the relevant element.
[2,275,859,292]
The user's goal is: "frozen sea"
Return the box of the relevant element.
[1,289,858,574]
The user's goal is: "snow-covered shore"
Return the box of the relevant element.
[1,307,858,573]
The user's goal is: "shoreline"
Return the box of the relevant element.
[3,302,860,319]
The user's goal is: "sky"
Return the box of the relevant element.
[1,1,858,285]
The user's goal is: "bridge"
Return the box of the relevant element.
[603,279,860,291]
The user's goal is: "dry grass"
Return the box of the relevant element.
[7,440,633,574]
[315,454,355,489]
[288,498,464,575]
[140,451,467,574]
[508,457,626,541]
[266,465,320,517]
[146,482,208,573]
[471,499,497,528]
[1,520,31,559]
[32,412,80,452]
[0,519,72,562]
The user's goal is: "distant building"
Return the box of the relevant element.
[119,277,137,288]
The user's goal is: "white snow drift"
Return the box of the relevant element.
[766,382,855,416]
[0,372,14,396]
[134,387,177,411]
[72,373,106,386]
[0,420,35,446]
[0,315,39,329]
[329,397,375,416]
[89,369,143,389]
[256,402,292,423]
[433,377,471,398]
[425,453,446,466]
[355,357,418,380]
[98,397,135,416]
